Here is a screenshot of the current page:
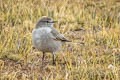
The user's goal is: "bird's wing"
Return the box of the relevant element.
[51,27,71,42]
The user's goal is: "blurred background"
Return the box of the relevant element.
[0,0,120,80]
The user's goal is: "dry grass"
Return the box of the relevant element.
[0,0,120,80]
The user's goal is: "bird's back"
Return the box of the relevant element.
[32,27,62,53]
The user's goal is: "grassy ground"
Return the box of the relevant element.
[0,0,120,80]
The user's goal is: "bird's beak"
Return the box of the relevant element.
[50,21,57,23]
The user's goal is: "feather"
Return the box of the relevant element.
[51,27,71,42]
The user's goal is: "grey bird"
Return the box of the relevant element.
[32,16,71,65]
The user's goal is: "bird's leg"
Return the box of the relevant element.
[42,52,45,63]
[52,53,56,65]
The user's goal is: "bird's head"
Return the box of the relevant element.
[36,16,57,28]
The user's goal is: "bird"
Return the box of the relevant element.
[32,16,71,65]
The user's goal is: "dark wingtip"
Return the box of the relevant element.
[62,39,72,42]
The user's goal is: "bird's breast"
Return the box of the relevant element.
[32,27,62,52]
